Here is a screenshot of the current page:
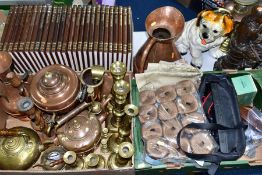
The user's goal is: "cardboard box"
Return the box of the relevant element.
[131,76,262,174]
[231,74,257,106]
[0,72,135,174]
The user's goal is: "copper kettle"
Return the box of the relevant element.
[30,64,80,113]
[133,6,185,73]
[56,104,109,153]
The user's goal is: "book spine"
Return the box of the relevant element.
[83,6,91,51]
[117,6,123,62]
[3,6,18,51]
[93,5,101,65]
[108,6,114,66]
[0,6,14,50]
[28,6,43,70]
[67,5,77,70]
[113,6,118,62]
[77,6,86,70]
[18,5,33,51]
[72,6,82,71]
[122,7,128,63]
[40,5,52,52]
[8,6,23,52]
[57,6,67,53]
[13,6,29,51]
[127,6,133,71]
[25,6,37,51]
[77,6,86,53]
[83,5,91,68]
[34,5,47,51]
[103,6,109,69]
[62,6,72,53]
[98,5,105,66]
[67,5,77,52]
[88,5,96,67]
[51,6,62,53]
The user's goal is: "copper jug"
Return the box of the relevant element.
[133,6,185,73]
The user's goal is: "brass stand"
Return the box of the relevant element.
[63,151,85,170]
[108,128,131,153]
[84,153,106,169]
[108,142,134,169]
[106,80,130,133]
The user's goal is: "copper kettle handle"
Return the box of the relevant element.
[138,37,157,73]
[0,129,27,137]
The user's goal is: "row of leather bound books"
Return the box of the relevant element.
[0,5,133,73]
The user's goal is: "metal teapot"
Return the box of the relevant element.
[0,127,43,170]
[30,64,80,113]
[56,100,111,153]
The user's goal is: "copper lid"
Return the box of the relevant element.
[0,52,12,74]
[30,65,80,113]
[57,111,101,153]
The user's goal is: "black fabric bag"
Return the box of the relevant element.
[177,74,246,175]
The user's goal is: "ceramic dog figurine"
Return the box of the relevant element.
[175,8,234,68]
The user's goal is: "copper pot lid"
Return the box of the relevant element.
[57,111,101,153]
[30,65,80,113]
[0,51,12,74]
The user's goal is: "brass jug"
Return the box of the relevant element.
[0,127,43,170]
[133,6,185,73]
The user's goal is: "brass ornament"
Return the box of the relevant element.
[84,153,106,169]
[63,151,85,170]
[0,127,42,170]
[107,142,134,169]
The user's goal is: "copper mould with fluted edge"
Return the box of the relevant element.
[0,127,43,170]
[56,110,107,153]
[30,64,80,113]
[133,6,185,73]
[0,73,30,119]
[0,51,12,82]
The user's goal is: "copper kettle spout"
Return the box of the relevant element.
[55,102,92,130]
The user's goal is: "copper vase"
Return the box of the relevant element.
[133,6,185,73]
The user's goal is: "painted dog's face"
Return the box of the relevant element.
[196,10,234,44]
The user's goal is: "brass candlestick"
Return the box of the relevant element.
[110,61,127,82]
[108,61,127,112]
[63,151,85,170]
[107,80,130,133]
[108,128,131,153]
[101,138,110,153]
[123,104,138,130]
[17,97,49,133]
[108,142,134,169]
[84,153,106,169]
